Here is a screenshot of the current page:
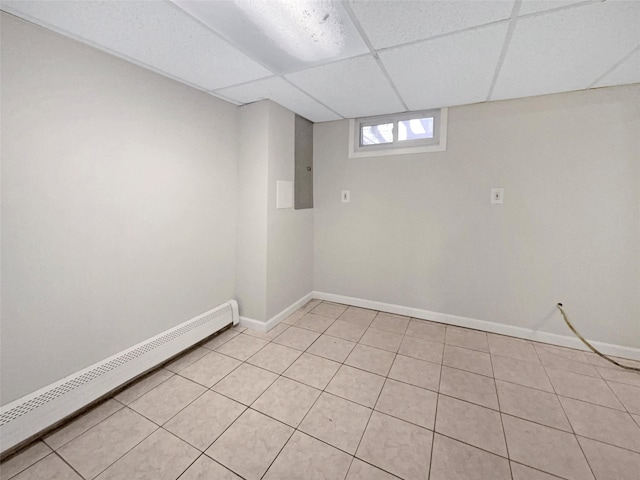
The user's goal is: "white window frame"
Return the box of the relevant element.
[348,108,447,158]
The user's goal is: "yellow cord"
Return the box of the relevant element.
[556,303,640,372]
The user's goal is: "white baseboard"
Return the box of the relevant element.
[313,291,640,361]
[240,292,314,332]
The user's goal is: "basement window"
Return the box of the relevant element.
[349,108,447,158]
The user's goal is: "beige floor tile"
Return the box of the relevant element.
[346,459,398,480]
[370,313,410,334]
[179,455,242,480]
[339,307,377,327]
[435,395,507,456]
[282,310,305,325]
[206,409,293,480]
[560,397,640,452]
[429,433,511,480]
[45,399,123,450]
[534,344,590,363]
[502,414,594,480]
[310,302,347,319]
[405,319,446,343]
[252,377,321,427]
[163,390,245,451]
[359,327,403,352]
[307,334,356,363]
[510,462,566,479]
[165,347,210,373]
[301,299,322,312]
[578,436,640,480]
[325,320,368,342]
[546,368,624,410]
[242,323,289,341]
[439,366,498,410]
[488,335,540,364]
[445,326,489,353]
[536,348,600,377]
[388,354,441,391]
[633,413,640,427]
[398,336,443,364]
[491,355,554,393]
[178,351,241,388]
[326,365,385,408]
[442,344,493,377]
[201,327,241,350]
[215,333,268,361]
[375,379,437,429]
[607,380,640,414]
[129,375,206,425]
[263,431,352,480]
[284,352,341,389]
[246,342,302,374]
[10,454,81,480]
[212,363,278,405]
[299,393,371,454]
[357,411,432,480]
[596,366,640,387]
[58,407,157,479]
[0,441,52,479]
[273,326,321,351]
[345,344,396,376]
[95,429,198,480]
[495,380,572,432]
[114,368,174,404]
[293,313,336,333]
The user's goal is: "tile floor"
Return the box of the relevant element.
[2,299,640,480]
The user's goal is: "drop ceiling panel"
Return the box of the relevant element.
[216,77,342,122]
[492,1,640,101]
[285,55,405,119]
[1,0,272,90]
[593,48,640,88]
[348,0,514,50]
[519,0,594,16]
[380,24,509,111]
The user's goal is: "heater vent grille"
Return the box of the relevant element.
[0,305,230,427]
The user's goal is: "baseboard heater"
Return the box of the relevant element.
[0,299,239,456]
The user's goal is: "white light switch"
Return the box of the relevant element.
[491,188,504,204]
[276,180,293,209]
[341,190,350,203]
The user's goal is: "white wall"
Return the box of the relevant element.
[266,103,314,319]
[1,14,239,404]
[235,102,269,321]
[314,84,640,349]
[235,101,314,322]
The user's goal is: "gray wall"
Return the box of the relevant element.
[266,103,314,319]
[314,84,640,348]
[235,101,314,321]
[235,102,269,321]
[1,14,239,404]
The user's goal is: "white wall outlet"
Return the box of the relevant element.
[341,190,350,203]
[491,188,504,204]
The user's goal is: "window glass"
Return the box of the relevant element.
[398,117,434,141]
[361,123,393,145]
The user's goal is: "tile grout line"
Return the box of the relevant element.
[490,349,514,479]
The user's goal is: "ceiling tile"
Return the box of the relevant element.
[285,55,405,119]
[380,23,509,110]
[172,0,369,75]
[348,0,514,50]
[1,0,272,90]
[216,77,342,122]
[492,1,640,101]
[519,0,594,16]
[593,48,640,88]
